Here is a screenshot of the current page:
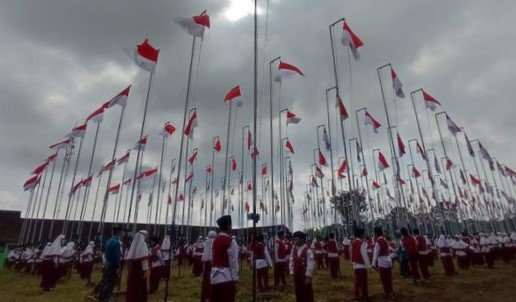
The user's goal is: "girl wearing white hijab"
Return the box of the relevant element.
[79,242,95,280]
[125,230,149,302]
[40,235,64,290]
[160,235,171,279]
[201,231,217,301]
[437,235,456,276]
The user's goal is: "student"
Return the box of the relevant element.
[289,231,314,302]
[327,233,340,279]
[200,231,216,302]
[400,227,423,282]
[149,236,164,294]
[251,234,272,292]
[372,227,394,300]
[125,230,149,302]
[351,228,371,302]
[274,230,288,287]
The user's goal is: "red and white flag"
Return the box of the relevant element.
[322,127,331,151]
[446,158,454,171]
[188,150,198,165]
[160,122,176,137]
[45,153,58,163]
[378,151,390,171]
[175,13,210,38]
[184,110,198,137]
[71,179,83,196]
[122,178,132,186]
[231,157,238,171]
[23,175,40,191]
[138,167,158,180]
[372,181,381,189]
[261,165,268,175]
[133,135,148,151]
[505,166,516,177]
[250,146,259,159]
[412,167,421,178]
[315,166,324,179]
[32,162,49,175]
[247,181,253,191]
[416,141,426,160]
[224,85,243,106]
[275,61,304,81]
[106,85,131,108]
[364,110,381,133]
[285,140,295,154]
[66,123,87,138]
[100,159,116,175]
[390,66,405,98]
[125,39,159,73]
[341,21,364,61]
[362,167,368,177]
[337,160,348,176]
[86,106,105,123]
[108,184,121,195]
[397,134,406,157]
[286,110,301,125]
[318,149,328,166]
[446,115,461,136]
[478,142,491,161]
[213,137,222,152]
[117,151,130,165]
[178,192,185,202]
[422,90,441,111]
[336,95,349,120]
[206,164,213,174]
[470,174,481,186]
[185,173,194,183]
[49,138,72,150]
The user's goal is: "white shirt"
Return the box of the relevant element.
[289,244,315,277]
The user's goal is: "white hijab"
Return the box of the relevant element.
[48,235,65,257]
[62,242,76,258]
[126,230,149,261]
[81,241,94,257]
[160,235,171,252]
[436,235,449,248]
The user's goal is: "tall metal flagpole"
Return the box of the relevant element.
[62,136,85,234]
[30,169,48,243]
[209,137,218,230]
[115,160,128,226]
[24,181,42,244]
[48,142,73,239]
[163,158,175,236]
[323,88,337,225]
[154,131,167,235]
[126,72,154,233]
[355,108,372,223]
[252,0,258,300]
[269,56,281,232]
[181,109,195,235]
[241,126,250,228]
[37,156,57,241]
[434,112,460,203]
[222,101,233,215]
[88,173,104,240]
[76,122,101,241]
[279,109,286,228]
[18,189,35,244]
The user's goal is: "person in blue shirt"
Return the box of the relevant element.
[97,226,123,302]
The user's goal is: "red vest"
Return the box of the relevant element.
[351,239,365,264]
[327,240,338,253]
[252,242,266,259]
[292,245,309,277]
[212,234,232,268]
[402,236,419,255]
[276,240,288,258]
[375,236,389,257]
[314,242,322,250]
[415,235,428,252]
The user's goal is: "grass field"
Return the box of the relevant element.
[1,258,515,302]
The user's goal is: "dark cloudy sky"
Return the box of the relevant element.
[1,0,515,231]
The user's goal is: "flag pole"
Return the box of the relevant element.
[222,101,233,215]
[269,56,281,233]
[154,131,167,235]
[37,155,58,241]
[18,189,35,244]
[354,108,372,223]
[181,109,196,236]
[76,122,101,241]
[88,173,104,240]
[48,141,73,240]
[125,72,154,235]
[163,158,175,237]
[434,112,460,204]
[209,137,218,231]
[115,159,129,226]
[24,181,42,244]
[252,0,258,300]
[407,140,425,231]
[30,169,48,243]
[185,148,197,241]
[323,88,337,227]
[62,136,85,235]
[241,125,250,229]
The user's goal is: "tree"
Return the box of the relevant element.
[330,190,367,225]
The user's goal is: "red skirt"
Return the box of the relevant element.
[125,261,148,302]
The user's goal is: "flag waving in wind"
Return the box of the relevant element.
[224,85,242,104]
[231,157,238,171]
[133,135,148,151]
[184,110,198,137]
[465,133,475,157]
[390,67,405,98]
[397,133,406,157]
[286,110,301,125]
[188,150,198,165]
[341,21,364,61]
[175,13,210,38]
[364,110,381,133]
[125,39,159,73]
[275,61,304,81]
[106,85,131,108]
[422,90,441,111]
[214,137,222,152]
[322,127,331,151]
[161,122,176,137]
[318,150,327,166]
[86,106,104,123]
[446,115,461,136]
[23,175,40,191]
[285,140,295,154]
[66,123,87,138]
[50,138,72,150]
[416,141,427,160]
[32,162,49,175]
[336,95,349,120]
[378,151,390,171]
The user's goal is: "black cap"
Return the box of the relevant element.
[292,231,306,241]
[112,226,123,233]
[216,215,232,229]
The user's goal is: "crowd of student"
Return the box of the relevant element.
[5,217,516,302]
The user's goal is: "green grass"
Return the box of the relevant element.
[1,259,515,301]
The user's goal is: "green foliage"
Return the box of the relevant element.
[330,189,368,225]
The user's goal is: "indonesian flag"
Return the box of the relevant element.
[224,85,243,106]
[364,110,381,133]
[337,160,348,176]
[470,174,481,186]
[372,181,381,189]
[185,173,194,182]
[108,184,121,195]
[105,85,131,108]
[122,178,132,186]
[183,110,198,137]
[478,142,491,161]
[213,138,222,152]
[247,181,253,191]
[275,61,305,82]
[285,140,295,154]
[188,150,198,165]
[32,162,49,175]
[160,122,176,137]
[422,91,441,111]
[416,141,426,160]
[390,67,405,98]
[179,192,185,202]
[206,164,213,174]
[117,151,130,165]
[434,155,442,173]
[100,159,116,175]
[175,13,210,38]
[315,166,324,179]
[445,158,454,171]
[45,153,58,163]
[318,149,328,166]
[261,165,267,175]
[138,167,158,180]
[412,167,422,178]
[336,95,349,120]
[341,21,363,61]
[86,106,104,123]
[125,39,159,73]
[250,146,259,159]
[362,167,368,177]
[71,179,83,195]
[82,176,93,186]
[322,127,331,151]
[23,175,40,191]
[66,123,87,138]
[171,178,179,185]
[505,166,516,177]
[50,138,72,150]
[398,177,406,185]
[465,133,475,158]
[378,151,390,171]
[397,134,406,157]
[231,157,238,171]
[167,194,172,205]
[311,176,319,187]
[286,110,301,125]
[446,115,461,136]
[133,135,148,151]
